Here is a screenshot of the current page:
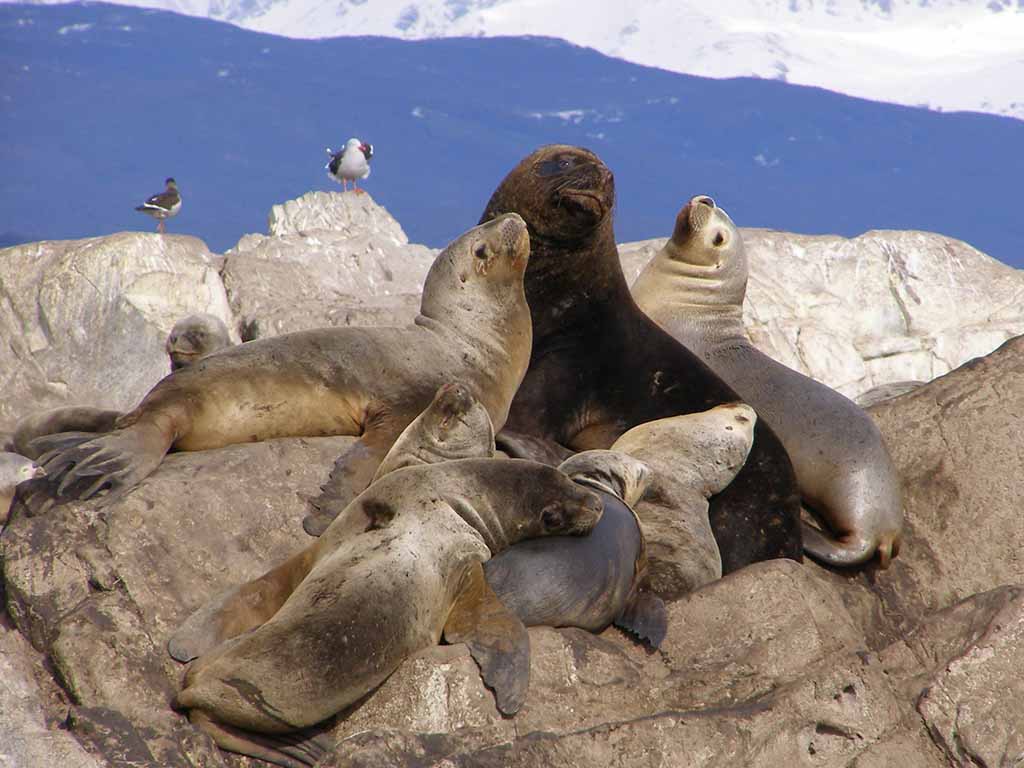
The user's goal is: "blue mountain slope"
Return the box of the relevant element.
[2,3,1022,267]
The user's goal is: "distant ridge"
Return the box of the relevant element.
[1,2,1022,267]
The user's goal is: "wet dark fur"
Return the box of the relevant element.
[480,145,802,571]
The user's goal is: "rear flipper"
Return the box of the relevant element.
[185,708,333,768]
[303,423,402,537]
[614,590,668,650]
[444,561,531,716]
[801,521,886,568]
[34,424,170,501]
[168,546,319,662]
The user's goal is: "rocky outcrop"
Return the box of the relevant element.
[620,229,1024,398]
[222,192,435,338]
[0,233,234,433]
[2,335,1024,767]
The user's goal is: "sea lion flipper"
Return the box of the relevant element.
[495,429,573,466]
[614,590,668,650]
[185,709,330,768]
[169,546,319,662]
[444,561,530,716]
[305,417,406,536]
[37,425,168,500]
[800,520,876,567]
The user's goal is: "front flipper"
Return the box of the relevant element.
[168,546,319,662]
[495,429,573,466]
[443,561,530,716]
[303,419,403,537]
[614,590,668,650]
[35,424,170,500]
[185,709,332,768]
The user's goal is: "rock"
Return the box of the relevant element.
[222,192,436,338]
[1,435,353,764]
[0,233,235,433]
[864,335,1024,633]
[619,229,1024,399]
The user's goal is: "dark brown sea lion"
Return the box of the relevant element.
[479,145,802,572]
[632,195,903,567]
[32,215,533,510]
[169,459,603,768]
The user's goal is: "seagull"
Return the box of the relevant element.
[1,451,45,524]
[325,138,373,193]
[135,177,182,233]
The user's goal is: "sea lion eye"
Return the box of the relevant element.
[541,505,563,530]
[537,156,576,177]
[713,231,726,247]
[474,244,489,259]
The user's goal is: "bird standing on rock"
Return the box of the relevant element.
[326,138,373,193]
[135,177,182,234]
[1,451,45,524]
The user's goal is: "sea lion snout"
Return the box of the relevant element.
[480,213,530,270]
[546,485,603,536]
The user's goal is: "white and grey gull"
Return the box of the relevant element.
[325,138,373,193]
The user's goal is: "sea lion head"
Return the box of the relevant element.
[480,145,614,243]
[517,464,605,539]
[420,213,530,319]
[420,382,496,455]
[558,450,652,507]
[166,313,232,371]
[668,194,746,270]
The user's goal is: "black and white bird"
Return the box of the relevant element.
[135,177,182,233]
[325,138,373,193]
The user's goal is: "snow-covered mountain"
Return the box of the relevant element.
[8,0,1024,119]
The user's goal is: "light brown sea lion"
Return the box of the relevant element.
[632,195,903,567]
[479,144,802,573]
[32,215,533,511]
[169,459,603,768]
[611,403,757,599]
[165,312,233,371]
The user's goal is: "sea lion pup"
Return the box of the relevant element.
[170,459,603,768]
[632,195,903,567]
[485,450,667,647]
[611,403,757,599]
[165,313,233,371]
[13,314,234,462]
[32,215,533,507]
[0,452,45,524]
[479,145,802,573]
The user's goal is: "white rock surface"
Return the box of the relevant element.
[0,233,236,432]
[223,191,436,338]
[620,229,1024,398]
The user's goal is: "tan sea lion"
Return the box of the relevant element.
[611,403,757,599]
[479,145,802,573]
[32,215,533,510]
[165,313,233,371]
[0,452,45,524]
[170,459,603,767]
[632,195,903,567]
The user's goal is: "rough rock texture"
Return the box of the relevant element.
[0,233,235,432]
[222,192,435,338]
[620,229,1024,398]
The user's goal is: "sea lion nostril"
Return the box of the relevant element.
[696,196,715,208]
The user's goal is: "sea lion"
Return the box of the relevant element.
[611,403,757,599]
[632,195,903,567]
[479,145,802,572]
[32,215,533,511]
[371,381,495,481]
[0,452,45,524]
[13,314,234,462]
[484,450,667,647]
[170,459,603,767]
[166,313,233,371]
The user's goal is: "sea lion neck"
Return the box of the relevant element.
[525,217,633,341]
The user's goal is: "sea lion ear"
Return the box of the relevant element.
[443,562,531,715]
[362,499,397,530]
[614,589,667,650]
